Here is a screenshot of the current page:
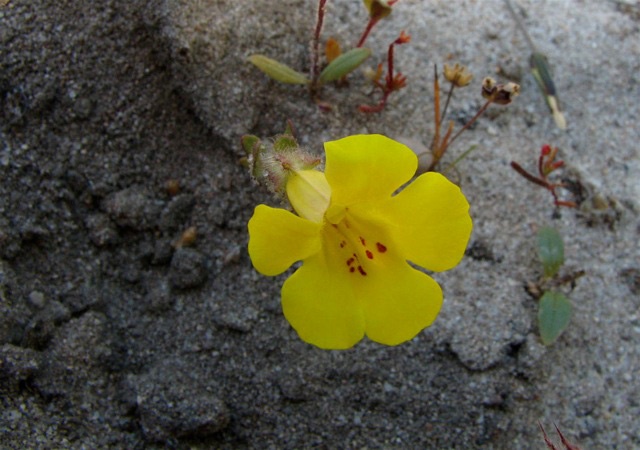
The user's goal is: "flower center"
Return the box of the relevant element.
[326,209,388,277]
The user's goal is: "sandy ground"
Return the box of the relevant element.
[1,0,639,448]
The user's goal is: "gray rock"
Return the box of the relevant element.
[33,311,109,398]
[159,194,195,232]
[515,333,548,380]
[0,225,22,260]
[130,357,229,441]
[151,238,174,265]
[216,306,258,333]
[22,313,55,349]
[26,291,46,310]
[143,279,174,313]
[103,186,163,231]
[0,343,41,388]
[85,213,120,247]
[168,248,208,290]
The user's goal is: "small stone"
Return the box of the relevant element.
[22,301,71,350]
[151,238,174,265]
[0,344,40,389]
[169,248,208,290]
[72,96,94,120]
[159,194,195,232]
[27,291,46,310]
[515,333,547,379]
[131,358,229,441]
[0,226,22,259]
[85,213,120,247]
[143,280,174,313]
[217,306,258,333]
[103,186,163,231]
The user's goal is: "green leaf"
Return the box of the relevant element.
[240,135,261,156]
[272,134,298,152]
[248,55,309,84]
[318,48,371,84]
[538,291,572,345]
[530,52,566,129]
[536,226,564,277]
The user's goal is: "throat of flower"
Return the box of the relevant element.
[286,169,331,223]
[325,209,389,278]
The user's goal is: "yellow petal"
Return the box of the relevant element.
[385,172,472,272]
[282,253,365,350]
[324,135,417,207]
[286,169,331,223]
[361,261,443,346]
[247,205,321,276]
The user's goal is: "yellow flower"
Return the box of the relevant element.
[248,135,472,349]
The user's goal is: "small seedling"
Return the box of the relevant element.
[249,0,405,110]
[511,144,577,208]
[358,31,410,113]
[527,226,584,345]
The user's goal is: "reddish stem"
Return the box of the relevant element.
[310,0,328,89]
[357,17,379,47]
[510,162,550,189]
[445,100,492,150]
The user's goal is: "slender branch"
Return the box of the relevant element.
[510,162,549,188]
[445,99,492,150]
[440,82,455,126]
[310,0,328,89]
[357,17,379,48]
[429,65,440,152]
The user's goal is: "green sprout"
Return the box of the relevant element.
[528,226,584,346]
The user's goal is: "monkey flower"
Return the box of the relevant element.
[248,135,472,349]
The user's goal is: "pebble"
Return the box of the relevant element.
[0,343,40,388]
[84,213,120,247]
[168,248,208,290]
[102,186,163,231]
[159,194,195,232]
[143,280,174,313]
[131,358,229,441]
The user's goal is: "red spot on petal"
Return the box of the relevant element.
[366,250,373,259]
[357,266,367,276]
[339,240,346,248]
[346,257,355,266]
[349,267,355,273]
[359,237,366,246]
[376,242,387,253]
